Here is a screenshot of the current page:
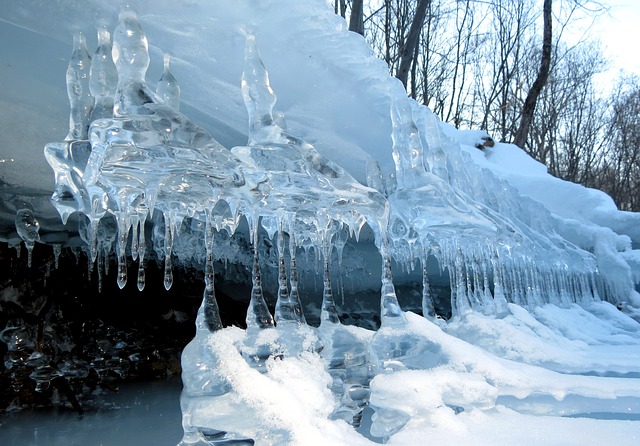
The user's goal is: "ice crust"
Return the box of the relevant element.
[1,0,638,444]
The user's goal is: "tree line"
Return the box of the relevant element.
[333,0,640,212]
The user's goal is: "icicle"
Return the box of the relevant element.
[276,225,290,311]
[97,251,103,293]
[556,268,572,307]
[89,217,100,264]
[53,244,62,270]
[421,248,436,319]
[202,212,222,331]
[89,26,117,121]
[103,246,111,276]
[470,255,481,310]
[246,218,275,331]
[320,233,340,326]
[334,225,348,306]
[66,32,93,141]
[15,209,40,268]
[86,247,93,277]
[491,254,510,317]
[519,264,531,307]
[116,212,131,289]
[453,248,472,318]
[526,262,543,307]
[508,263,523,306]
[274,218,305,325]
[131,216,139,261]
[163,213,174,291]
[480,258,496,316]
[69,247,79,265]
[137,213,147,291]
[379,234,406,327]
[156,53,181,111]
[546,265,560,305]
[464,255,480,311]
[288,225,306,325]
[242,33,277,145]
[590,271,601,302]
[112,8,153,117]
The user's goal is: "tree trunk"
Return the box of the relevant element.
[513,0,552,148]
[349,0,365,36]
[396,0,430,89]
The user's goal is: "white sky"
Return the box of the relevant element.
[588,0,640,75]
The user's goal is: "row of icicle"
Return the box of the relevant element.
[35,9,609,338]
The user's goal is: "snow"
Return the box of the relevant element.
[1,0,640,445]
[183,309,640,445]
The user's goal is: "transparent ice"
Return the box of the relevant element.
[32,8,640,445]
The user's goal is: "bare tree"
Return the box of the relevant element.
[396,0,430,88]
[598,77,640,211]
[349,0,365,35]
[332,1,635,212]
[513,0,552,148]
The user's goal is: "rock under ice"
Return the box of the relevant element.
[26,7,640,446]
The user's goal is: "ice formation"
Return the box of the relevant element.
[12,3,637,445]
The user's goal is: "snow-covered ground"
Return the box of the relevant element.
[188,304,640,446]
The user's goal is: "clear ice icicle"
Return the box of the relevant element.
[246,220,275,331]
[135,211,148,291]
[15,209,40,268]
[379,235,406,327]
[44,31,96,224]
[274,219,305,325]
[156,53,181,111]
[242,33,278,145]
[203,213,222,331]
[66,33,93,141]
[421,249,436,319]
[130,216,139,261]
[479,258,496,316]
[111,9,154,117]
[320,234,340,326]
[116,211,130,289]
[287,228,306,325]
[97,251,103,293]
[163,214,174,291]
[491,253,511,317]
[453,248,472,318]
[274,222,291,322]
[89,26,117,121]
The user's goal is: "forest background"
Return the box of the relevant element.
[332,0,640,212]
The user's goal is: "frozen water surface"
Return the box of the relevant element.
[1,0,640,445]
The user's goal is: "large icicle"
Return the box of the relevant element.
[245,218,275,331]
[89,26,117,121]
[65,32,93,141]
[202,211,223,331]
[273,217,305,325]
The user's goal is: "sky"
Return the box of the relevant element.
[588,0,640,76]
